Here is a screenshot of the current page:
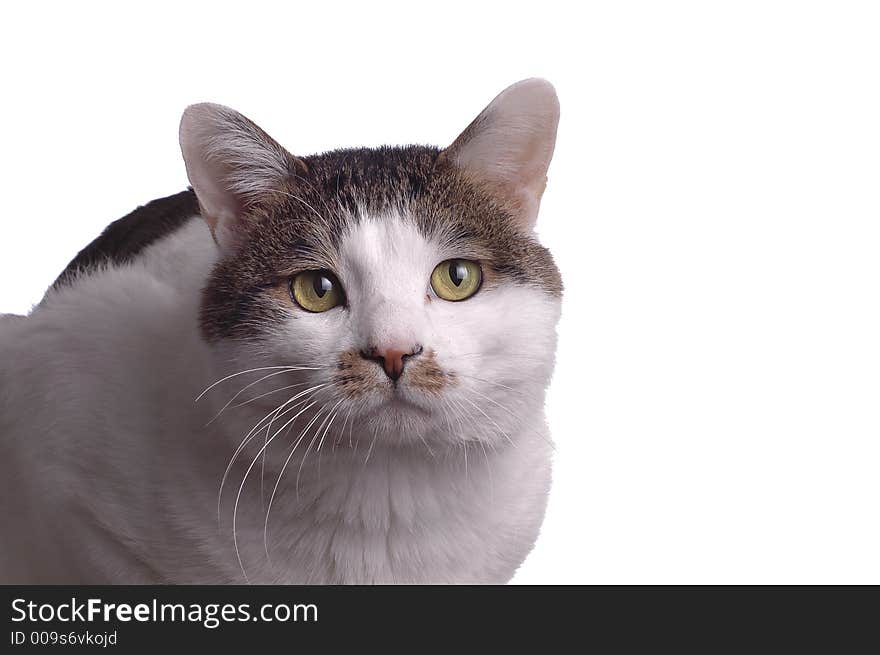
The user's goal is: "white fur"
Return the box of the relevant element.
[0,212,560,584]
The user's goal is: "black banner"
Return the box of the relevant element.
[1,586,875,649]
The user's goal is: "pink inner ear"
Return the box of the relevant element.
[183,151,244,230]
[443,78,560,230]
[179,102,296,250]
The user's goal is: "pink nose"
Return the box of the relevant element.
[360,345,424,381]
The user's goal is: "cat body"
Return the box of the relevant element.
[0,80,561,583]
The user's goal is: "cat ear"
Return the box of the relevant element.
[179,103,300,249]
[441,78,559,231]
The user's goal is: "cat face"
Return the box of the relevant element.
[182,79,562,449]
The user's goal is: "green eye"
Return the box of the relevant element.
[291,270,344,312]
[430,259,482,301]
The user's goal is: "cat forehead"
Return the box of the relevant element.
[332,214,438,304]
[243,148,481,272]
[338,212,450,272]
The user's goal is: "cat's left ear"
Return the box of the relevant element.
[440,78,560,231]
[179,103,303,249]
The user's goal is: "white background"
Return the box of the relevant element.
[1,2,878,583]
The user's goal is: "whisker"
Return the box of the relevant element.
[477,436,494,503]
[364,422,380,464]
[453,373,527,397]
[274,189,328,223]
[217,400,288,524]
[332,402,356,452]
[459,396,517,448]
[196,365,320,402]
[467,387,556,451]
[316,399,345,454]
[446,395,473,439]
[217,383,327,521]
[232,398,323,581]
[232,381,312,409]
[263,401,333,560]
[349,398,365,450]
[417,431,436,459]
[207,368,308,425]
[462,439,468,480]
[450,352,548,363]
[295,407,335,497]
[259,384,319,505]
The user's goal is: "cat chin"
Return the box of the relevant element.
[377,392,434,416]
[351,394,440,434]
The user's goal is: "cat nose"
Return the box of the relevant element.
[360,345,424,381]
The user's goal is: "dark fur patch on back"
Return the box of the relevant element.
[52,189,199,289]
[200,145,562,341]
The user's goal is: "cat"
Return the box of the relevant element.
[0,78,562,584]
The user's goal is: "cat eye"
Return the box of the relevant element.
[290,270,344,312]
[430,259,482,301]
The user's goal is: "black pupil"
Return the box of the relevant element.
[313,274,333,298]
[449,262,468,287]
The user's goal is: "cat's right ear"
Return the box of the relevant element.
[179,103,301,250]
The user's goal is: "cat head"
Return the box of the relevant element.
[180,79,562,450]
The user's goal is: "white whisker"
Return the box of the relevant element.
[217,383,327,522]
[207,368,308,425]
[232,381,311,409]
[364,422,380,464]
[196,365,320,402]
[263,401,333,560]
[459,396,517,448]
[232,398,323,581]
